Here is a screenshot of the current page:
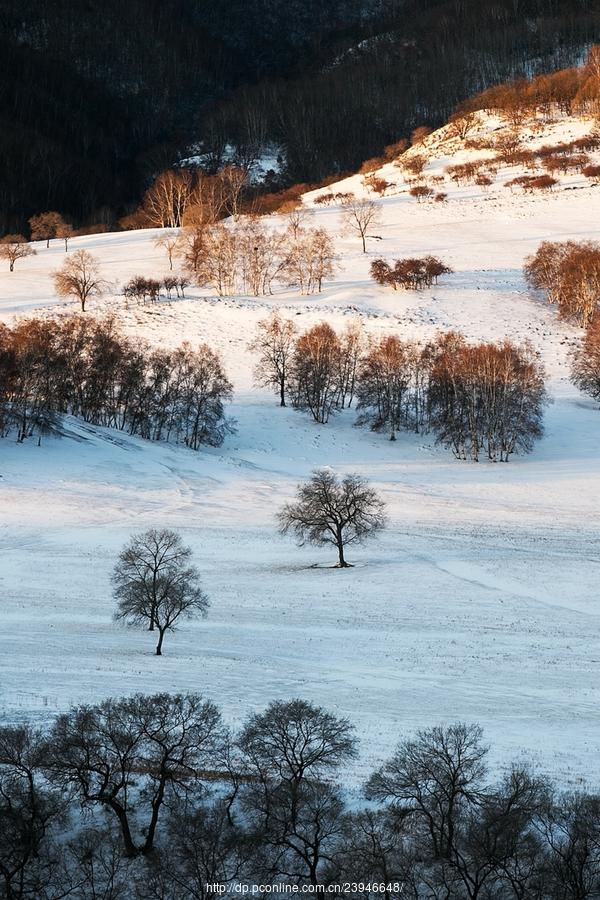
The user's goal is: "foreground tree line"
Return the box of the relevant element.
[0,315,232,448]
[252,314,548,461]
[1,697,599,900]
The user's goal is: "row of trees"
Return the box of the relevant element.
[0,315,232,449]
[0,214,98,272]
[2,697,600,899]
[524,240,600,327]
[251,315,548,461]
[0,307,549,463]
[123,275,190,305]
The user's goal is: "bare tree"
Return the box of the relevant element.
[195,224,238,296]
[240,699,357,787]
[278,470,386,568]
[28,211,63,248]
[288,323,342,423]
[47,693,224,857]
[113,528,209,655]
[341,197,382,253]
[0,235,36,271]
[219,165,249,219]
[162,275,178,299]
[238,699,356,884]
[0,725,64,898]
[366,723,488,860]
[284,205,314,240]
[337,319,365,409]
[249,311,297,407]
[154,231,181,270]
[52,250,104,311]
[56,219,74,252]
[447,111,478,140]
[143,169,195,228]
[238,218,287,296]
[156,801,250,897]
[283,227,336,295]
[356,335,417,440]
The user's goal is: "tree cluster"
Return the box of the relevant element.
[285,321,364,424]
[0,315,232,448]
[122,167,250,231]
[2,700,600,899]
[428,333,548,462]
[252,316,548,461]
[524,240,600,326]
[181,218,335,297]
[371,256,452,291]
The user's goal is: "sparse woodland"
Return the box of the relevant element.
[175,216,336,297]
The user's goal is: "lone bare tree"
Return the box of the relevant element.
[56,219,74,251]
[249,312,297,407]
[52,250,104,311]
[154,231,181,270]
[113,528,209,655]
[278,470,386,568]
[341,198,382,253]
[0,235,36,271]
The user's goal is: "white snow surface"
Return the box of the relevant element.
[2,113,600,787]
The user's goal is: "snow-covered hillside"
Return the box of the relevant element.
[2,113,600,786]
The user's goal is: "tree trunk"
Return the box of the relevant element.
[156,628,166,655]
[336,530,349,568]
[108,799,138,857]
[280,379,286,407]
[361,232,366,253]
[142,773,167,854]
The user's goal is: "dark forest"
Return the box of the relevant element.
[1,0,599,233]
